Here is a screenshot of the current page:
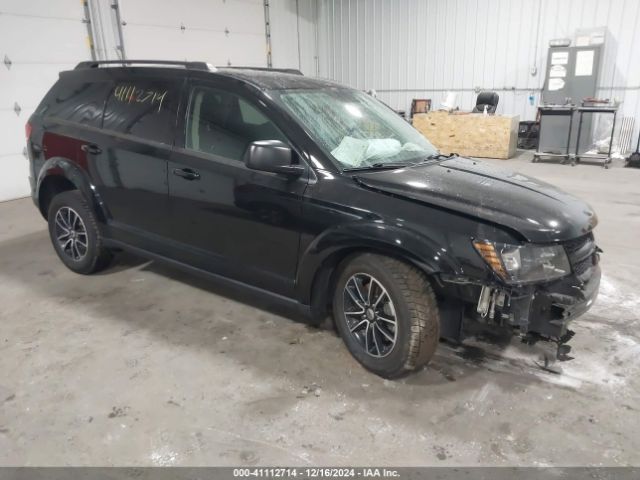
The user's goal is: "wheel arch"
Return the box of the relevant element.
[36,157,107,221]
[297,223,461,323]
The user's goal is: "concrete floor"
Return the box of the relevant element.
[1,151,639,467]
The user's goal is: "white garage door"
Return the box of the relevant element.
[119,0,267,67]
[0,0,90,202]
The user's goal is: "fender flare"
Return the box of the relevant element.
[295,221,463,306]
[35,157,108,221]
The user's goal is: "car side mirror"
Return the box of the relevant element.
[244,140,305,177]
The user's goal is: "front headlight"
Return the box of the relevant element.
[473,240,571,283]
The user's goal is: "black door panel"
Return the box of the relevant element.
[91,77,183,246]
[167,82,307,296]
[92,135,172,240]
[168,149,307,296]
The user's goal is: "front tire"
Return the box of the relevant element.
[333,253,440,378]
[47,190,113,274]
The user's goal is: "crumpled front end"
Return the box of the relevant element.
[439,233,601,360]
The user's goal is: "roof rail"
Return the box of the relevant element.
[218,66,304,76]
[74,60,212,71]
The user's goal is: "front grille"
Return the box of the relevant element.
[563,233,596,276]
[573,255,594,276]
[563,232,594,254]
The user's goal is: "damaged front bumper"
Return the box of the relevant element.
[439,254,601,360]
[490,264,601,341]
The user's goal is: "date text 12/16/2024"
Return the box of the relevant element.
[233,468,400,478]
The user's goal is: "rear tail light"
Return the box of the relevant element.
[25,121,32,139]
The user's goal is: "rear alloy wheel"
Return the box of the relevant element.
[47,190,113,274]
[333,253,440,378]
[54,206,89,262]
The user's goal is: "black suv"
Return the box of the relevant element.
[26,60,600,378]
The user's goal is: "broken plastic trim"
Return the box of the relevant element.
[522,329,576,364]
[476,286,492,317]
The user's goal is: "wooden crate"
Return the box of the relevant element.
[412,111,519,159]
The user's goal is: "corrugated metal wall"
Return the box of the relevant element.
[316,0,640,137]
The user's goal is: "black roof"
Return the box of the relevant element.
[71,60,342,91]
[214,68,341,90]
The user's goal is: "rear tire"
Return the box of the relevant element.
[332,253,440,378]
[47,190,112,274]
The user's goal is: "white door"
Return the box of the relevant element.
[118,0,267,67]
[0,0,91,201]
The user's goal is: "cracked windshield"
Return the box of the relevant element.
[273,88,438,170]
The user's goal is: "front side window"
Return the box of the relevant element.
[186,86,286,161]
[271,88,438,169]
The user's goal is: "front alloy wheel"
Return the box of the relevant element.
[343,273,398,358]
[333,253,440,378]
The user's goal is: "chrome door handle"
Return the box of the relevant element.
[80,144,102,155]
[172,168,200,180]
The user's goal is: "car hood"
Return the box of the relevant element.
[354,157,597,243]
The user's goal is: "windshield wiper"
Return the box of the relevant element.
[343,162,411,172]
[404,152,458,167]
[425,152,458,161]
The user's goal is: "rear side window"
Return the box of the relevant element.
[102,80,180,144]
[36,77,111,127]
[185,86,286,161]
